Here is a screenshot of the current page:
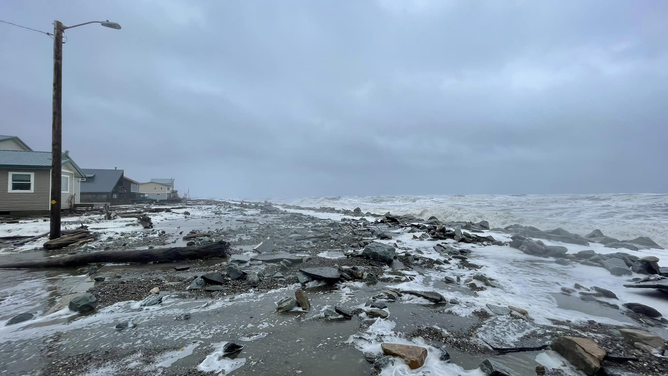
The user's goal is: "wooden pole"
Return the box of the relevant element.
[50,21,63,240]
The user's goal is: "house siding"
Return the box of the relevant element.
[0,168,50,212]
[0,139,29,151]
[139,182,171,201]
[61,170,76,209]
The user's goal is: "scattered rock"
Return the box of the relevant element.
[295,289,310,311]
[140,294,162,306]
[623,303,662,318]
[94,276,105,282]
[486,304,511,316]
[253,253,304,263]
[296,272,312,284]
[187,277,206,290]
[226,264,245,280]
[508,306,528,316]
[68,293,98,314]
[367,309,389,318]
[592,286,617,299]
[403,290,446,303]
[381,343,428,370]
[174,265,190,271]
[602,258,632,276]
[202,272,225,285]
[561,287,576,294]
[575,250,597,259]
[551,337,605,375]
[535,364,546,375]
[370,302,387,309]
[276,297,297,312]
[115,322,129,330]
[574,283,590,291]
[149,287,160,295]
[546,245,568,258]
[444,276,456,284]
[223,342,244,356]
[373,356,395,371]
[362,242,396,264]
[618,329,665,349]
[205,285,224,292]
[479,359,518,376]
[246,271,260,286]
[273,272,284,279]
[335,306,353,319]
[6,312,34,326]
[632,256,661,275]
[380,290,400,301]
[299,267,341,282]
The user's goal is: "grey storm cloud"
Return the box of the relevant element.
[1,0,667,199]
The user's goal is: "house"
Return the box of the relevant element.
[0,136,86,214]
[80,168,143,205]
[139,180,173,201]
[0,135,33,151]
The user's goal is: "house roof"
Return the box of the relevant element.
[81,168,124,193]
[0,135,32,151]
[150,178,174,187]
[0,150,85,177]
[141,181,171,187]
[124,176,139,184]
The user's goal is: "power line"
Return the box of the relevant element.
[0,19,52,37]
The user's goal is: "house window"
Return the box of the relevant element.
[112,193,118,199]
[8,172,34,193]
[61,175,70,193]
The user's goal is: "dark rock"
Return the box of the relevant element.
[253,253,303,263]
[632,256,660,275]
[602,258,632,276]
[246,271,260,286]
[373,356,395,371]
[555,259,570,265]
[403,290,446,303]
[273,272,284,279]
[335,306,353,319]
[589,255,603,263]
[230,254,251,264]
[478,220,490,230]
[575,250,597,259]
[367,309,389,318]
[479,359,518,376]
[222,342,244,356]
[296,272,312,284]
[94,276,105,282]
[561,287,576,294]
[605,242,639,251]
[187,277,206,290]
[370,302,387,309]
[6,312,34,326]
[174,265,190,271]
[592,286,617,299]
[551,337,605,375]
[140,294,162,306]
[202,272,225,285]
[295,289,310,311]
[205,285,224,292]
[299,267,341,282]
[574,283,590,291]
[378,232,392,240]
[444,276,456,284]
[625,236,663,250]
[69,293,98,314]
[226,264,244,280]
[546,246,568,258]
[623,303,662,318]
[362,242,396,264]
[276,297,297,312]
[115,322,128,330]
[618,329,665,349]
[580,295,619,309]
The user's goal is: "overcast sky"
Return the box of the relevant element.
[1,1,666,199]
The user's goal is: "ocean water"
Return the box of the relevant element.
[277,194,668,248]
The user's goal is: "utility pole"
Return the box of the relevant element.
[50,20,64,240]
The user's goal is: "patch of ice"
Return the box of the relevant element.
[239,332,268,341]
[317,251,346,259]
[150,342,200,369]
[197,341,246,374]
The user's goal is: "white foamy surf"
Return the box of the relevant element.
[275,193,668,248]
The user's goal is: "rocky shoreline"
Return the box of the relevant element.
[0,200,666,375]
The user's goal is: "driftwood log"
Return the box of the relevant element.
[0,241,229,269]
[139,214,153,229]
[43,228,95,250]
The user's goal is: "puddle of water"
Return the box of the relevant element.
[551,293,634,324]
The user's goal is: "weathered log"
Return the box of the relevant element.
[183,232,213,240]
[43,230,94,250]
[139,214,153,229]
[0,241,229,269]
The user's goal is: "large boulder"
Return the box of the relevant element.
[381,343,428,370]
[618,329,666,349]
[632,256,661,275]
[6,312,34,326]
[362,242,396,264]
[623,303,662,318]
[602,258,632,276]
[545,245,568,258]
[69,293,98,314]
[625,236,663,250]
[479,359,518,376]
[551,337,605,376]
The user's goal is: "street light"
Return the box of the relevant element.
[50,20,121,240]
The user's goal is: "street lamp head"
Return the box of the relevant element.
[100,21,121,30]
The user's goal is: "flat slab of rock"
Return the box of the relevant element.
[335,306,353,318]
[602,258,632,276]
[367,309,389,318]
[623,303,662,318]
[551,336,605,376]
[140,294,162,306]
[174,265,190,271]
[253,238,275,253]
[253,253,304,263]
[618,329,666,349]
[403,290,446,303]
[486,304,511,315]
[226,265,245,280]
[229,254,251,263]
[592,286,617,299]
[202,272,225,285]
[299,267,340,282]
[381,343,427,370]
